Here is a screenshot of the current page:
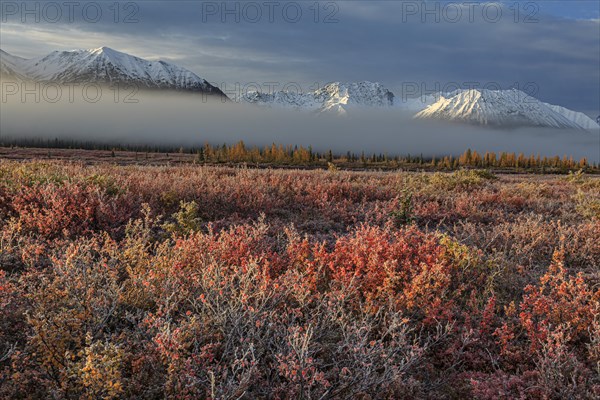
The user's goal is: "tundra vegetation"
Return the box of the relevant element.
[0,160,598,399]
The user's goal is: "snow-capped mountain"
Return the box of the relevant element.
[3,47,596,129]
[0,47,226,97]
[414,89,595,130]
[244,83,597,129]
[242,91,321,110]
[0,49,29,80]
[544,104,599,130]
[242,81,394,115]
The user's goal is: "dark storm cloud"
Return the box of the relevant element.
[1,1,599,112]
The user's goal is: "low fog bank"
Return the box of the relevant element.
[1,90,599,162]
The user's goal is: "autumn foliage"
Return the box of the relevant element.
[0,161,598,399]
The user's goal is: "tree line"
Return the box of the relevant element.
[0,137,597,172]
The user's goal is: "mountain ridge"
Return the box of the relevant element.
[0,47,227,97]
[1,47,598,129]
[245,83,598,129]
[413,88,590,130]
[242,81,395,115]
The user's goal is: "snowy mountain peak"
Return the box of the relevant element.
[0,47,227,97]
[90,46,113,53]
[242,84,596,128]
[318,81,394,109]
[2,47,597,129]
[242,81,394,115]
[86,46,145,63]
[414,88,592,129]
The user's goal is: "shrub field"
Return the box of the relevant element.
[0,160,598,399]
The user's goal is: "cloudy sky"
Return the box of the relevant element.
[1,1,599,113]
